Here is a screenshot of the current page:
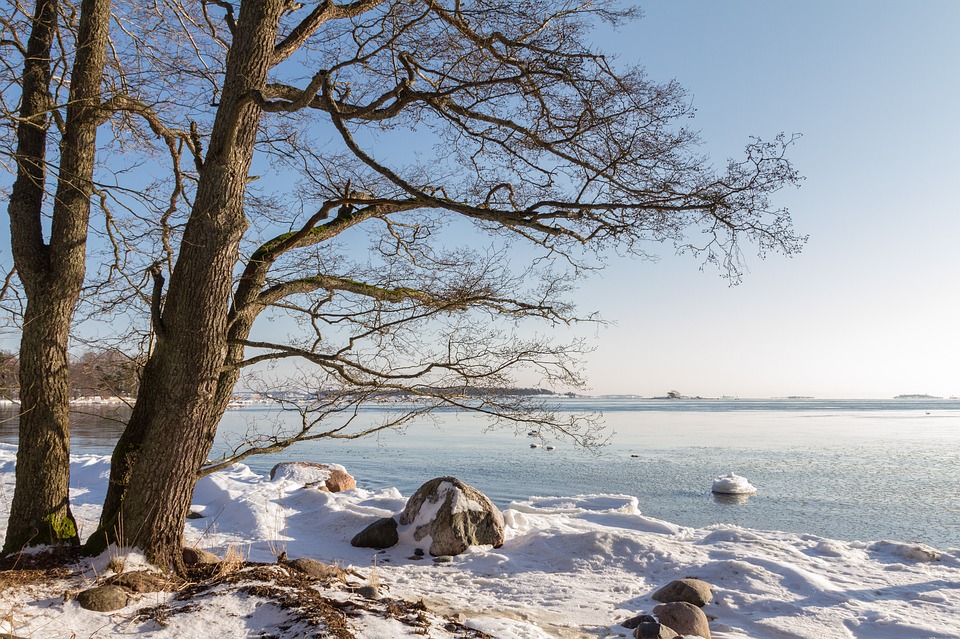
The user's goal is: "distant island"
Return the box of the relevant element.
[894,394,943,400]
[652,390,714,400]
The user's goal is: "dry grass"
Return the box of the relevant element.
[212,543,248,579]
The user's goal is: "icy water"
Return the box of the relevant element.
[2,398,959,548]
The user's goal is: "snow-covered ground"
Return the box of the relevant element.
[2,442,959,638]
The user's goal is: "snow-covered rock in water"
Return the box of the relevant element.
[269,461,356,492]
[711,472,757,495]
[398,476,504,556]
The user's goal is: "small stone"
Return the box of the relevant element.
[76,585,129,612]
[653,602,711,639]
[285,558,344,581]
[186,511,204,519]
[106,570,173,593]
[651,578,714,607]
[414,548,425,557]
[634,622,679,639]
[355,585,380,600]
[351,517,399,549]
[408,555,424,560]
[433,555,454,564]
[622,614,657,629]
[182,547,220,565]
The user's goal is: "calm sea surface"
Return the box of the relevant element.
[2,398,959,548]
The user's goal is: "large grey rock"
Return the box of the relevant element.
[76,585,129,612]
[399,477,504,557]
[634,623,679,639]
[651,578,714,607]
[351,517,399,549]
[270,462,356,492]
[654,601,711,639]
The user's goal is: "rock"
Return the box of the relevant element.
[351,517,399,549]
[182,547,220,566]
[270,462,356,492]
[433,555,454,564]
[653,602,711,639]
[76,585,129,612]
[355,584,380,600]
[651,578,714,607]
[186,511,204,519]
[285,557,344,581]
[634,622,679,639]
[622,614,657,629]
[398,477,504,557]
[106,570,173,593]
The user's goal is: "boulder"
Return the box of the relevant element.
[106,570,174,593]
[76,585,129,612]
[351,517,399,549]
[634,622,679,639]
[621,614,657,629]
[653,602,711,639]
[399,477,504,557]
[651,578,714,607]
[182,547,221,566]
[270,462,356,492]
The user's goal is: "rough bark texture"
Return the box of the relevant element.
[92,0,287,571]
[3,0,111,553]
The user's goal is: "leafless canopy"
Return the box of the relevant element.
[2,0,804,463]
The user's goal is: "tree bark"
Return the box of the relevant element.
[91,0,287,571]
[3,0,111,553]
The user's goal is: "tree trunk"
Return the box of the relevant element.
[91,0,287,571]
[4,293,79,551]
[3,0,111,553]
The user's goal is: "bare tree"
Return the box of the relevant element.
[86,0,803,571]
[3,0,803,569]
[1,0,112,553]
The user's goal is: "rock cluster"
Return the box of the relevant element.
[623,578,715,639]
[352,476,505,557]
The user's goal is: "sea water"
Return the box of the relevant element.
[1,398,958,548]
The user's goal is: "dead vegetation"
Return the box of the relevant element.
[3,556,492,638]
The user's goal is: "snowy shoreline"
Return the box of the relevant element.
[2,443,960,638]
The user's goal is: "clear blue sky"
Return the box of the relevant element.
[3,2,957,400]
[575,1,960,398]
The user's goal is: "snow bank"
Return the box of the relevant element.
[3,445,960,639]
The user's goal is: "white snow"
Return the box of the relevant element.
[711,472,758,495]
[2,442,960,638]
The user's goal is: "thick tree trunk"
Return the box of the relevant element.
[3,0,111,553]
[4,294,79,551]
[91,0,287,571]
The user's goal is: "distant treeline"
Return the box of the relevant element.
[0,352,567,401]
[0,349,141,399]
